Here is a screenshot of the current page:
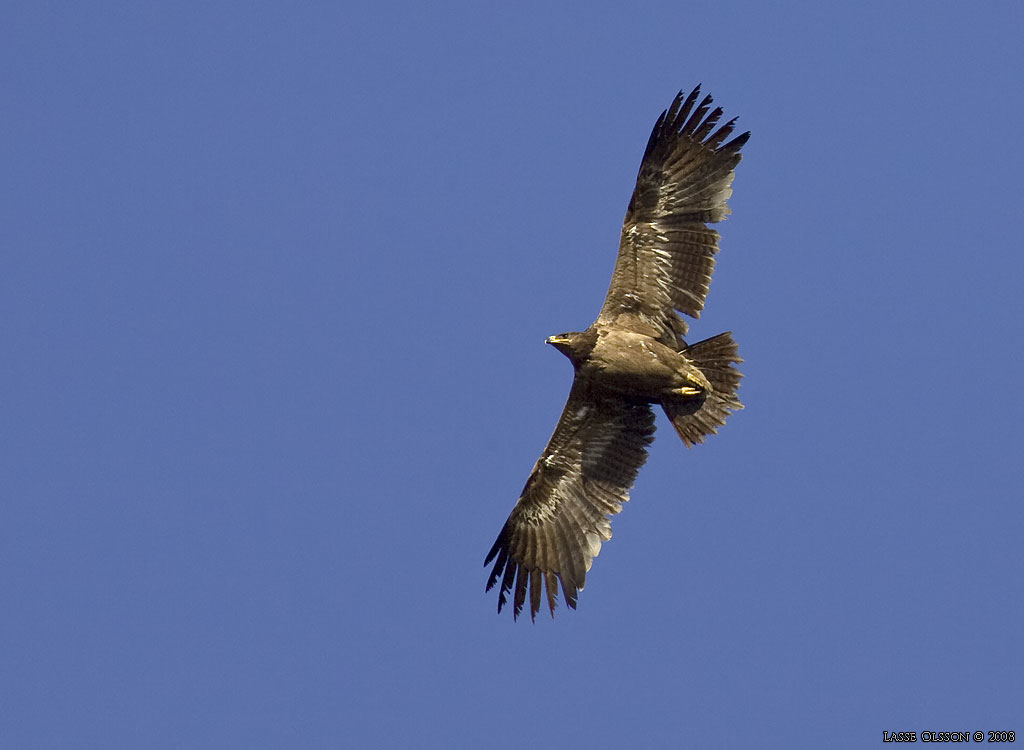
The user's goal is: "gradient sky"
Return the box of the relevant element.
[3,3,1022,748]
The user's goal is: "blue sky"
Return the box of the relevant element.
[3,2,1022,748]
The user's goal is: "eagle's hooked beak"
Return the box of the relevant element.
[545,334,570,346]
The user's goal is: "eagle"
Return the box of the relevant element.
[484,85,750,620]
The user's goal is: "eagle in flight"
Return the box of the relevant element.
[484,85,749,620]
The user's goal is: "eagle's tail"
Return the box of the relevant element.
[662,332,743,448]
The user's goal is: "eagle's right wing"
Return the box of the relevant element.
[485,381,655,621]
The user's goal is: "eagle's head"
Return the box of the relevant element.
[545,330,597,368]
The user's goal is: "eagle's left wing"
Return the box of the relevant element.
[597,85,749,338]
[485,381,655,620]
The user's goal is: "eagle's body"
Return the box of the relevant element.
[564,327,709,401]
[485,86,749,620]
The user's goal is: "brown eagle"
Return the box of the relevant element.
[484,85,749,620]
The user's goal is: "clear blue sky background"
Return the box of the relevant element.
[3,3,1022,748]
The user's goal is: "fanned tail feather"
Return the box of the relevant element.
[663,332,743,447]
